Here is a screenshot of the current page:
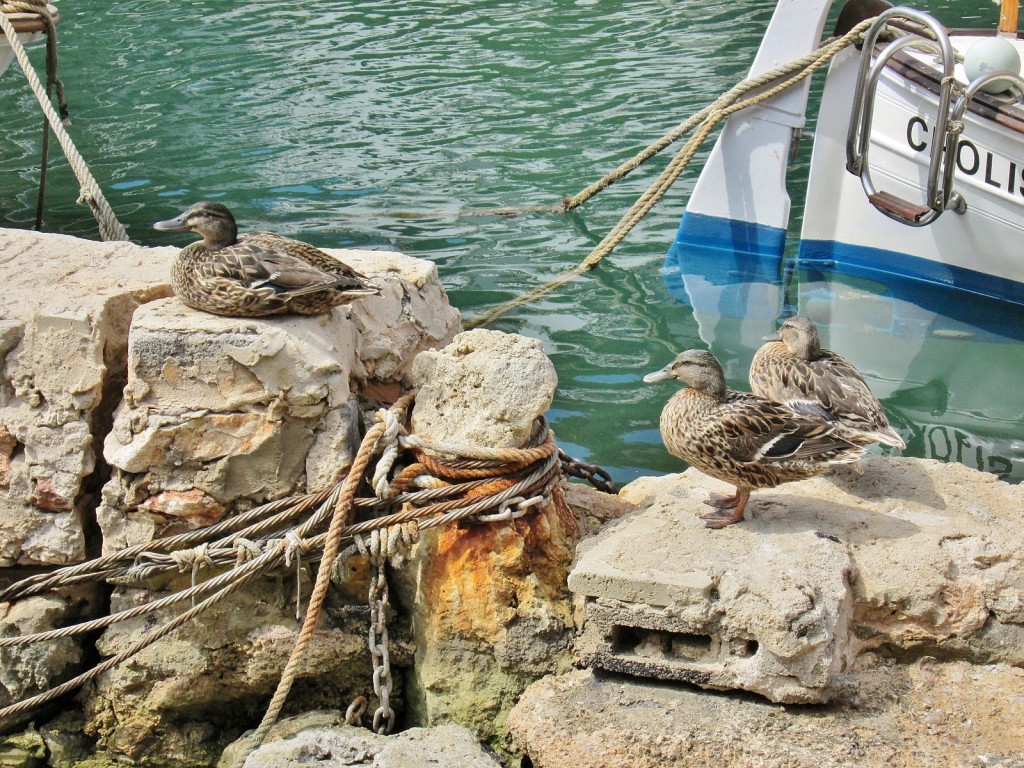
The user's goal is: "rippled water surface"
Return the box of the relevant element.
[2,0,1020,483]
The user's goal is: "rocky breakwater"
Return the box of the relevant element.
[217,328,583,767]
[0,229,174,735]
[0,228,462,766]
[511,459,1024,767]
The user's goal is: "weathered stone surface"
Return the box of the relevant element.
[410,329,557,448]
[572,483,854,703]
[394,494,579,750]
[97,299,361,552]
[82,576,409,768]
[0,228,174,565]
[573,457,1024,704]
[391,330,574,751]
[0,588,102,714]
[509,663,1024,768]
[223,712,500,768]
[573,499,851,704]
[341,250,462,383]
[98,248,460,554]
[620,458,1024,664]
[0,726,46,768]
[562,481,639,540]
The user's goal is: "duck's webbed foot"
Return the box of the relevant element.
[700,489,750,529]
[703,492,740,509]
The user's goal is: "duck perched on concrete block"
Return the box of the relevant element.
[153,201,380,317]
[749,315,905,449]
[644,349,865,528]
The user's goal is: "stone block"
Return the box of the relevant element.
[98,247,461,554]
[410,329,557,448]
[97,299,362,552]
[575,456,1024,705]
[224,715,501,768]
[0,587,103,715]
[342,249,462,383]
[82,578,407,768]
[0,228,173,565]
[509,664,1024,768]
[571,483,854,703]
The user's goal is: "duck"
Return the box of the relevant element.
[644,349,865,529]
[749,315,905,449]
[153,201,380,317]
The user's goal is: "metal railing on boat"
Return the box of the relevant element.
[846,6,1024,227]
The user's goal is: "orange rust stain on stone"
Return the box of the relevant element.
[421,486,580,643]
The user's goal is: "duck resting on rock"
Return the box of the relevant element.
[153,201,380,317]
[644,349,865,529]
[749,315,905,449]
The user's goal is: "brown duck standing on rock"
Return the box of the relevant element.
[644,349,865,529]
[153,201,380,317]
[749,315,905,449]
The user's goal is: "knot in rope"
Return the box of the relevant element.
[371,408,405,500]
[171,544,215,607]
[281,531,309,567]
[170,543,214,576]
[233,537,262,565]
[280,531,310,621]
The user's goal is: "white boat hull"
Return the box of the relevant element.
[676,0,1024,305]
[799,44,1024,302]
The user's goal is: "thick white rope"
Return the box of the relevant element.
[0,10,129,240]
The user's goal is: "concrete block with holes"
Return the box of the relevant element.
[570,480,855,704]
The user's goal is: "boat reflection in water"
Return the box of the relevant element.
[663,241,1024,483]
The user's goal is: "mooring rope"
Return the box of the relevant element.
[245,394,413,751]
[0,390,596,745]
[465,17,882,329]
[0,4,128,241]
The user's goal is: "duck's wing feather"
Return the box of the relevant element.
[715,393,861,464]
[243,232,375,283]
[195,244,358,298]
[753,345,891,429]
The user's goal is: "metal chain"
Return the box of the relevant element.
[364,527,395,734]
[559,449,617,493]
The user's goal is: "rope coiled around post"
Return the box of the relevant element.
[0,391,594,752]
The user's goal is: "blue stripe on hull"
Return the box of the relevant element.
[675,211,787,258]
[798,239,1024,307]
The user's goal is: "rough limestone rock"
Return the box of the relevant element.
[0,588,101,719]
[75,247,457,765]
[0,228,173,565]
[571,457,1024,704]
[98,249,460,553]
[97,299,361,552]
[82,575,410,768]
[627,459,1024,661]
[410,329,558,448]
[508,663,1024,768]
[222,711,501,768]
[342,250,462,384]
[391,329,577,752]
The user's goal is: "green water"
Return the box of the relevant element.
[2,0,1021,483]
